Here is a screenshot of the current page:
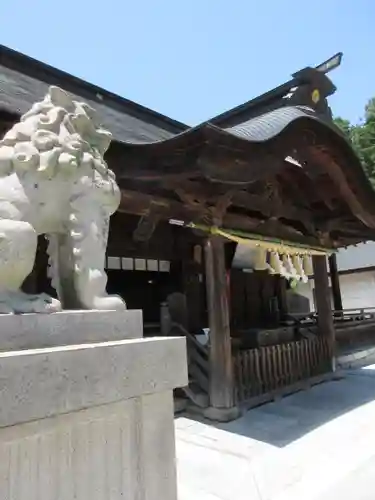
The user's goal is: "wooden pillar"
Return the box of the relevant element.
[312,255,335,369]
[328,253,343,313]
[204,236,235,411]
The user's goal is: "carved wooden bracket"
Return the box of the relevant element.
[175,185,234,227]
[132,201,164,242]
[209,191,234,225]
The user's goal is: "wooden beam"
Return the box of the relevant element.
[170,179,322,237]
[119,187,374,247]
[168,179,315,223]
[120,189,201,221]
[312,255,335,370]
[119,189,328,247]
[120,183,370,244]
[204,236,235,409]
[328,254,343,313]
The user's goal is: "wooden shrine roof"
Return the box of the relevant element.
[108,103,375,249]
[1,47,374,249]
[105,54,375,249]
[0,44,187,143]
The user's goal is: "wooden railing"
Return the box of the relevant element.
[233,336,331,404]
[185,330,209,395]
[334,308,375,323]
[170,322,210,402]
[288,307,375,326]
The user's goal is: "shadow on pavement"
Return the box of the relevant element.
[186,366,375,447]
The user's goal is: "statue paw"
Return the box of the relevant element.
[90,294,126,311]
[0,291,62,314]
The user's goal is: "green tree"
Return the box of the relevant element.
[357,98,375,183]
[334,99,375,187]
[333,117,353,137]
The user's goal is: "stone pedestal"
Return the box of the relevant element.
[0,311,187,500]
[0,309,143,351]
[203,405,241,422]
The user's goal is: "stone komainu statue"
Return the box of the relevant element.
[0,86,125,313]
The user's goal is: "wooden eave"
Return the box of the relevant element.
[106,105,375,249]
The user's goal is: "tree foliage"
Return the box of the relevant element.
[334,98,375,187]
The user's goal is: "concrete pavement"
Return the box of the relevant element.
[175,365,375,500]
[316,455,375,500]
[337,343,375,370]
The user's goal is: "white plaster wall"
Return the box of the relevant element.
[336,242,375,272]
[292,270,375,312]
[339,271,375,309]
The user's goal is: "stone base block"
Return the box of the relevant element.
[0,337,187,427]
[0,336,188,500]
[203,405,241,422]
[0,309,143,351]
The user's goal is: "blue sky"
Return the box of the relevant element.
[1,0,374,126]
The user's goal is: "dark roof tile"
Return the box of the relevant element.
[0,44,187,143]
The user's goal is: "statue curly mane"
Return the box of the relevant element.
[0,85,116,184]
[0,86,125,312]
